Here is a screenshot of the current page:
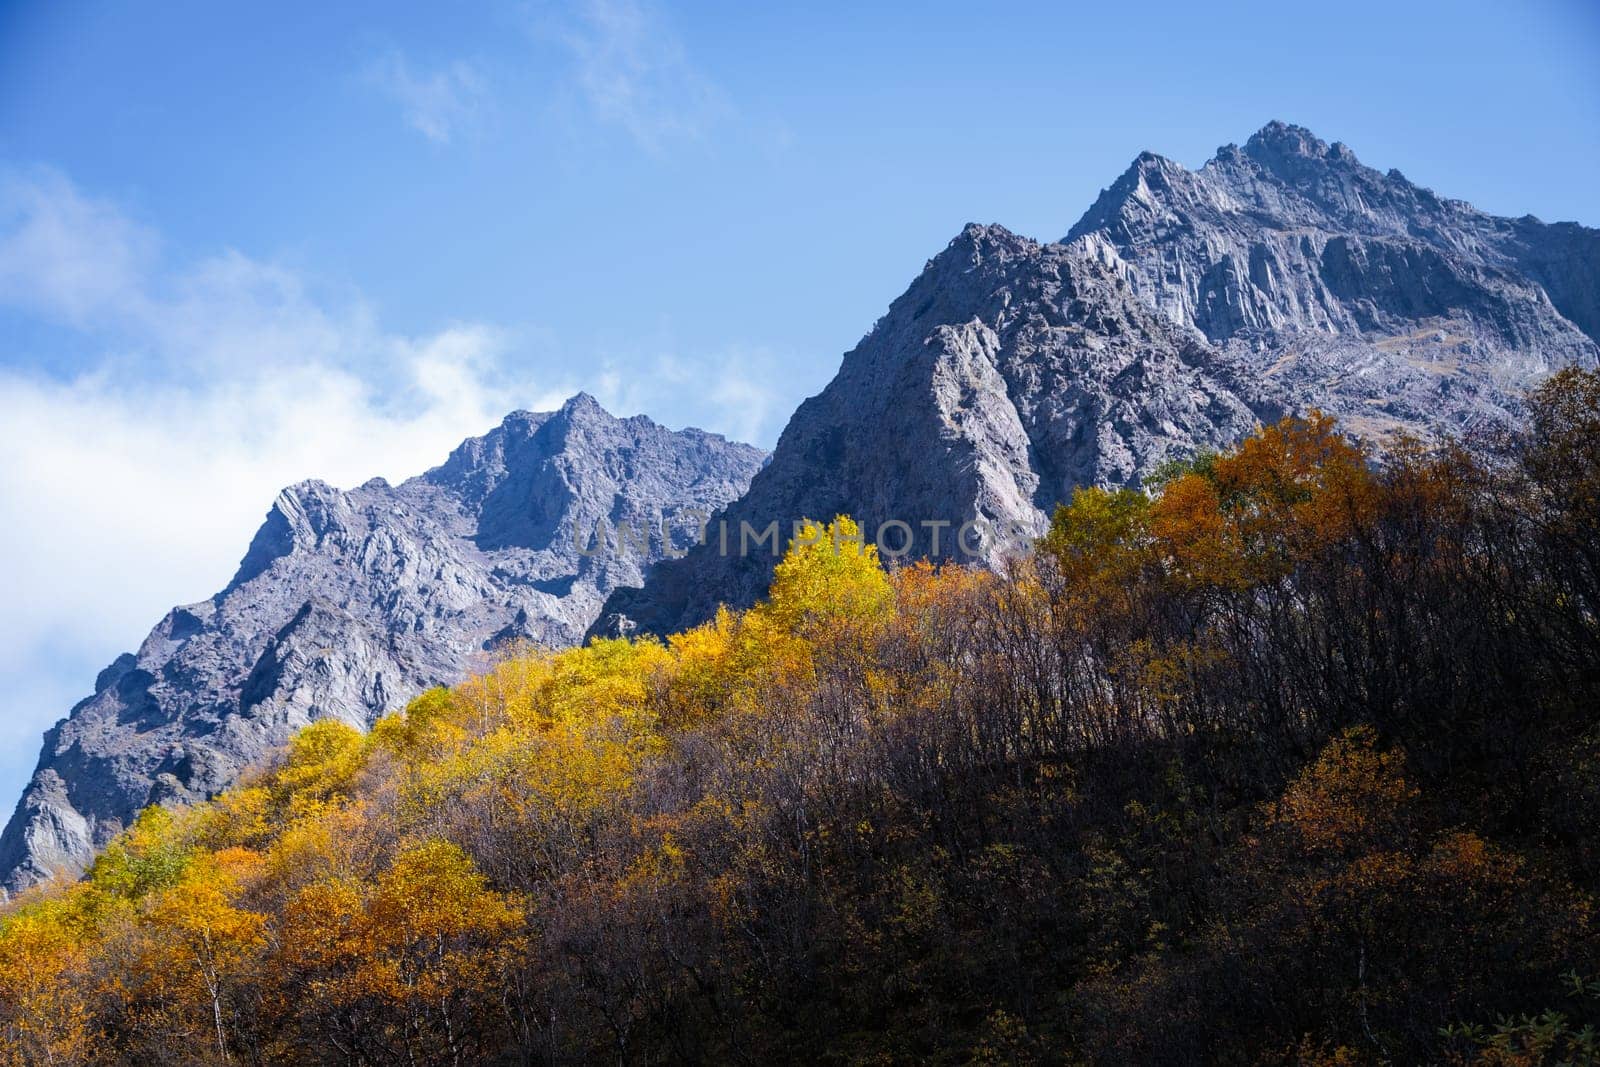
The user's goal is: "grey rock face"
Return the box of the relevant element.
[1065,120,1599,437]
[1,395,764,894]
[598,122,1598,638]
[599,224,1269,636]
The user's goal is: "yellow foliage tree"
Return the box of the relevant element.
[0,892,94,1067]
[271,718,368,823]
[764,516,892,638]
[278,838,521,1060]
[134,851,267,1063]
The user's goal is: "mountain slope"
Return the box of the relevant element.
[597,223,1268,637]
[597,122,1599,638]
[0,395,764,894]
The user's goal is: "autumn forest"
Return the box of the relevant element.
[4,369,1600,1066]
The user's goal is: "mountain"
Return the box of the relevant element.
[1065,120,1599,437]
[596,224,1270,636]
[0,395,765,894]
[9,120,1598,895]
[596,122,1599,638]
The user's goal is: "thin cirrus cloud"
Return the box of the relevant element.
[363,2,731,154]
[0,167,156,327]
[364,50,491,144]
[551,0,731,152]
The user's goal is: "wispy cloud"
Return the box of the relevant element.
[0,168,157,326]
[365,50,490,144]
[554,0,729,152]
[587,344,790,449]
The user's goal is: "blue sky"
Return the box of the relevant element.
[0,0,1597,818]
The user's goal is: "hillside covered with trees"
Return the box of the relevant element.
[3,370,1599,1066]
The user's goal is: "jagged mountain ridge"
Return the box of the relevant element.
[597,121,1599,638]
[598,223,1271,636]
[0,395,765,894]
[1065,120,1599,436]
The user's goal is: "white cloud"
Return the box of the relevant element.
[0,169,378,373]
[360,5,732,155]
[0,342,559,651]
[555,0,729,152]
[365,51,490,144]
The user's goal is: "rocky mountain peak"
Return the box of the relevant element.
[595,215,1268,639]
[1063,122,1598,408]
[1243,119,1339,163]
[560,389,604,413]
[936,222,1040,268]
[552,391,615,431]
[1,395,766,895]
[598,122,1598,644]
[1129,150,1185,181]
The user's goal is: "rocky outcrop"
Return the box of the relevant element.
[0,395,764,894]
[1065,120,1599,438]
[598,122,1598,638]
[598,224,1270,636]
